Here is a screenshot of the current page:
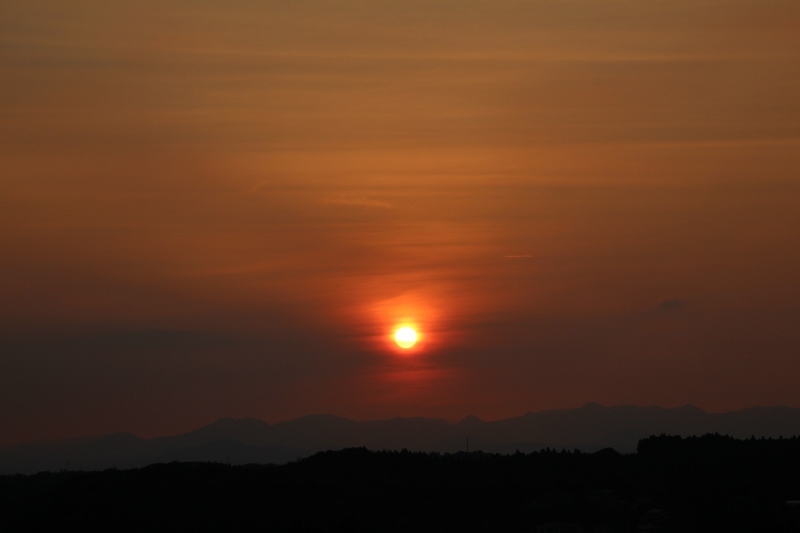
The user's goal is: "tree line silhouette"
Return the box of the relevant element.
[1,433,799,532]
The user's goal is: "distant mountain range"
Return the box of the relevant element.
[3,403,800,475]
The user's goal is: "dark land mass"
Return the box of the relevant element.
[6,403,800,475]
[2,434,800,532]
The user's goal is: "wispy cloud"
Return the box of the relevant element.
[319,194,393,209]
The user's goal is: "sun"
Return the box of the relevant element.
[394,326,418,349]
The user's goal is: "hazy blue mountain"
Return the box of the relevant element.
[154,439,301,465]
[3,403,800,474]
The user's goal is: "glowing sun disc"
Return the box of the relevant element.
[394,327,418,349]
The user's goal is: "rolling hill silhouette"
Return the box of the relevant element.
[3,403,800,474]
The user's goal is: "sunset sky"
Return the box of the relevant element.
[2,0,800,444]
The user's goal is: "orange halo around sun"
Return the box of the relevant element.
[394,326,418,349]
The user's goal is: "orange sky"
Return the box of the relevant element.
[2,0,800,444]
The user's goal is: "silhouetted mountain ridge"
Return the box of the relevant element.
[3,403,800,474]
[4,437,800,531]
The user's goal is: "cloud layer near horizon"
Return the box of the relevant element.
[2,0,799,443]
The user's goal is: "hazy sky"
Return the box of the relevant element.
[2,0,799,444]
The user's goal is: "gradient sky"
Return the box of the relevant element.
[2,0,800,444]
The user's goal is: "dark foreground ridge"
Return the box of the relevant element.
[6,404,800,475]
[2,434,800,532]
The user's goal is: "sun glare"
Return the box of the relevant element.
[394,326,418,349]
